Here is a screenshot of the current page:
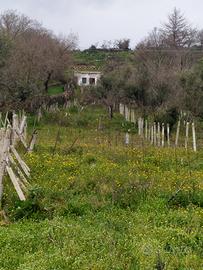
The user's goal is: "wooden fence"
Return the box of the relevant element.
[0,112,36,203]
[119,103,197,151]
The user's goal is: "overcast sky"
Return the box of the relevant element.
[1,0,203,49]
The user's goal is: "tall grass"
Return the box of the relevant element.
[0,105,203,269]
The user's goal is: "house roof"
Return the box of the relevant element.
[74,71,101,75]
[73,65,101,72]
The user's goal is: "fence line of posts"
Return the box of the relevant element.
[119,103,197,152]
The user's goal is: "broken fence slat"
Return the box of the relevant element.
[19,115,27,134]
[14,128,28,149]
[6,166,26,201]
[8,154,29,185]
[28,132,37,152]
[10,146,30,177]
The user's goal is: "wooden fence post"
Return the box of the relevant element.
[145,120,148,140]
[138,118,140,136]
[175,121,180,147]
[0,126,11,204]
[28,131,37,152]
[161,123,165,147]
[185,122,189,150]
[151,125,154,145]
[192,122,197,152]
[153,122,157,146]
[12,114,19,146]
[157,122,160,147]
[125,132,130,145]
[167,123,170,147]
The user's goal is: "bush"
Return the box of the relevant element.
[154,107,179,131]
[168,190,203,208]
[9,186,51,221]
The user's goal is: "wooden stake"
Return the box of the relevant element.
[28,131,37,152]
[8,154,28,185]
[142,118,144,137]
[153,122,157,146]
[157,122,161,147]
[161,123,165,147]
[145,120,148,140]
[185,122,189,150]
[125,132,130,145]
[6,166,26,201]
[0,126,11,203]
[167,124,170,146]
[175,120,180,147]
[151,125,154,145]
[10,146,30,177]
[192,122,197,152]
[12,114,19,146]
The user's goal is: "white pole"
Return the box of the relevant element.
[175,121,180,147]
[185,122,189,150]
[167,123,170,147]
[133,110,136,125]
[153,122,157,146]
[161,123,165,147]
[125,132,130,145]
[138,118,141,136]
[192,122,197,152]
[157,122,160,147]
[145,120,148,140]
[141,118,144,137]
[151,125,154,145]
[125,106,128,121]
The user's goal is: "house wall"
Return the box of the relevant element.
[74,72,101,86]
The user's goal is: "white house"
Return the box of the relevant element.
[74,71,101,86]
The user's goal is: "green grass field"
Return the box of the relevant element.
[1,106,203,269]
[48,85,64,96]
[73,50,133,69]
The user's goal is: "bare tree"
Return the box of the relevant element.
[0,10,77,105]
[114,39,130,50]
[137,28,164,49]
[161,8,197,48]
[0,10,40,39]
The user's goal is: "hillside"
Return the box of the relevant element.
[73,49,133,69]
[0,105,203,269]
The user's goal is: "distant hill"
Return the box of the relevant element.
[73,49,134,69]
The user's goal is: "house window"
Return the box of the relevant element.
[82,77,87,84]
[89,78,96,85]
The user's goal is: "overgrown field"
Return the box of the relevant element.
[73,50,133,68]
[1,106,203,269]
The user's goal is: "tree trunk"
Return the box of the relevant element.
[44,71,53,93]
[108,105,113,119]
